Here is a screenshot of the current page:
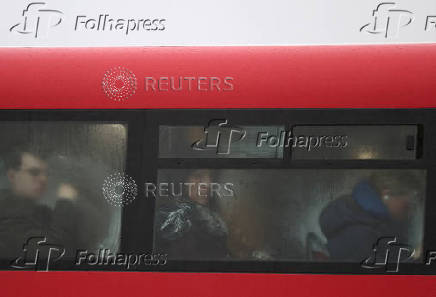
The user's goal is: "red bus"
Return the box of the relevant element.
[0,45,436,297]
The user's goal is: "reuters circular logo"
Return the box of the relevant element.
[102,67,137,101]
[102,172,138,207]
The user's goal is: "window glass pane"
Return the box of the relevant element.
[159,124,284,158]
[292,125,418,160]
[0,122,127,262]
[153,169,425,263]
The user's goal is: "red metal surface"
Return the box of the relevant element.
[0,45,435,109]
[1,271,436,297]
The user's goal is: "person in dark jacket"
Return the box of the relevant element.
[319,171,421,262]
[0,146,81,260]
[155,170,228,260]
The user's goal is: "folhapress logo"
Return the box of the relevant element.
[75,15,166,35]
[10,2,63,38]
[102,67,138,102]
[192,120,246,155]
[10,2,167,38]
[360,2,413,38]
[10,237,65,271]
[361,237,414,272]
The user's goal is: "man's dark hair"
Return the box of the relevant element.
[3,145,48,171]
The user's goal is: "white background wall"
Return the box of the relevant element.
[1,0,436,46]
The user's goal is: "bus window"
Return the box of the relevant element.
[291,125,419,160]
[0,122,127,261]
[153,169,425,263]
[159,125,285,158]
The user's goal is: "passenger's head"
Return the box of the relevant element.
[370,171,421,221]
[4,146,49,200]
[186,170,212,206]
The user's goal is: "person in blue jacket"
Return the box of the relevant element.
[319,171,421,262]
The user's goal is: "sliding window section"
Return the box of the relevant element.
[148,109,436,275]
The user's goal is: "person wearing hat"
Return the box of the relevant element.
[319,171,422,262]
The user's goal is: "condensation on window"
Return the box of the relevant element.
[0,122,127,260]
[153,169,426,263]
[159,125,284,159]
